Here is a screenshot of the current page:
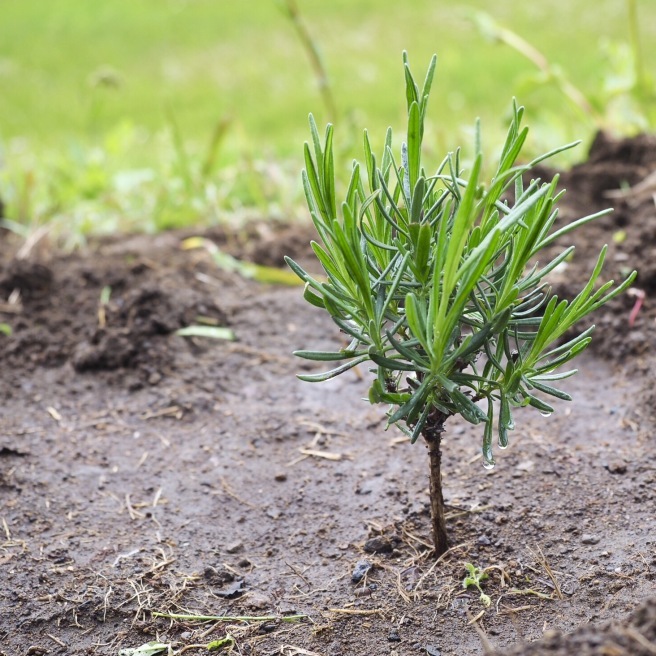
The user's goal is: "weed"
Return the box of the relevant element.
[463,563,491,608]
[470,1,655,137]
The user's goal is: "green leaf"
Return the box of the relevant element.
[303,284,326,309]
[407,102,421,190]
[118,642,171,656]
[293,349,365,361]
[405,292,431,356]
[526,378,572,401]
[297,354,370,382]
[387,374,433,425]
[176,326,235,341]
[369,350,423,372]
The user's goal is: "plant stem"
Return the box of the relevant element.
[279,0,337,122]
[423,410,449,557]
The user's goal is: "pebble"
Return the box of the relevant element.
[364,536,393,554]
[582,534,600,545]
[388,630,401,642]
[245,592,272,610]
[328,640,342,656]
[605,460,627,475]
[351,559,373,583]
[274,472,288,482]
[266,507,282,519]
[226,540,243,554]
[477,535,492,546]
[425,646,442,656]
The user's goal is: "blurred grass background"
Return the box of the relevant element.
[1,0,654,239]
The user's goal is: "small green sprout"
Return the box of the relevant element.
[286,52,636,556]
[463,562,491,608]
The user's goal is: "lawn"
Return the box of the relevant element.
[1,0,654,234]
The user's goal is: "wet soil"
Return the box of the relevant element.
[1,132,656,655]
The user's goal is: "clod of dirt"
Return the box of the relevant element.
[495,597,656,656]
[0,259,53,299]
[387,630,401,642]
[72,331,138,371]
[604,460,628,475]
[203,565,234,586]
[226,540,244,554]
[363,536,394,554]
[245,592,273,610]
[581,534,601,545]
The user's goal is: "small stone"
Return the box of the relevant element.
[351,559,372,583]
[203,565,234,585]
[388,630,401,642]
[246,592,272,610]
[266,507,282,519]
[226,540,243,554]
[328,640,342,656]
[426,646,442,656]
[274,472,288,482]
[477,535,492,546]
[238,557,252,568]
[364,536,393,554]
[582,534,600,545]
[605,461,627,475]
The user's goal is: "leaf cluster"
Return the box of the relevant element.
[286,53,635,467]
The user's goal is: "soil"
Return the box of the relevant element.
[1,132,656,656]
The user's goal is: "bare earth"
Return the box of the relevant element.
[1,132,656,655]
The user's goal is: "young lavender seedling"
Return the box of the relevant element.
[285,53,636,556]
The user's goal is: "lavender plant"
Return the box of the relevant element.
[285,53,636,556]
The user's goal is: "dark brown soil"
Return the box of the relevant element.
[1,133,656,656]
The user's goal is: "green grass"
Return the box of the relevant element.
[1,0,655,236]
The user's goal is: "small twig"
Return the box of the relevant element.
[531,545,563,600]
[445,504,493,520]
[279,0,337,121]
[152,611,307,623]
[298,448,347,461]
[220,477,259,509]
[286,561,311,586]
[280,646,322,656]
[46,634,67,648]
[1,517,11,541]
[141,405,183,420]
[125,494,145,520]
[467,609,486,625]
[466,609,494,654]
[504,588,554,600]
[497,604,534,615]
[327,608,384,616]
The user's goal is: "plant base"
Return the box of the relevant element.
[423,411,449,557]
